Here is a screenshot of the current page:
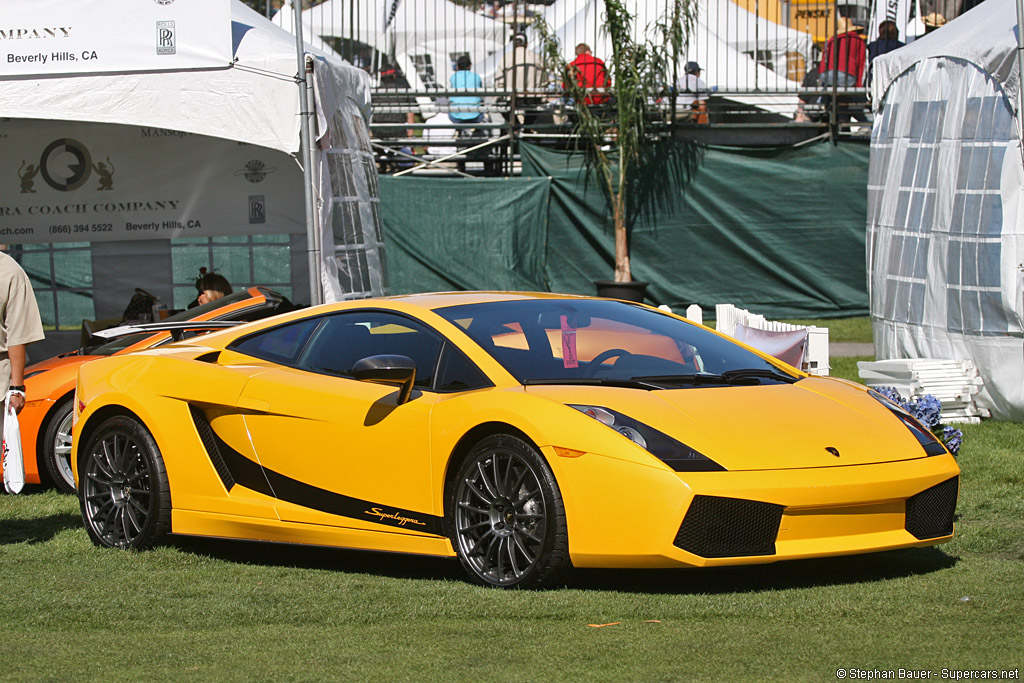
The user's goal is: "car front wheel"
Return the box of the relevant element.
[42,397,76,493]
[78,415,171,549]
[449,434,570,588]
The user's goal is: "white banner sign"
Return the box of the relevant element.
[0,119,303,244]
[0,0,231,77]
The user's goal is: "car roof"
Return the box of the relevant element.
[363,291,598,312]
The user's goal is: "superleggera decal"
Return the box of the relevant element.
[190,406,444,535]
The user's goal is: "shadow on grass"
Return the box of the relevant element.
[572,548,959,594]
[169,534,957,594]
[169,535,464,582]
[0,513,82,545]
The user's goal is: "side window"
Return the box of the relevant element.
[436,343,492,392]
[229,317,321,365]
[296,311,444,388]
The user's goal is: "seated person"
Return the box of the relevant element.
[189,272,233,308]
[449,55,484,125]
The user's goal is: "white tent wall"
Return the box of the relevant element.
[867,0,1024,420]
[0,1,385,359]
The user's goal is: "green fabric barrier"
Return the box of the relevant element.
[379,175,551,293]
[378,140,869,319]
[520,140,869,319]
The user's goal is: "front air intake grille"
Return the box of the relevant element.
[905,476,959,539]
[674,495,784,558]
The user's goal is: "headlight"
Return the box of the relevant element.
[868,389,947,456]
[570,404,725,472]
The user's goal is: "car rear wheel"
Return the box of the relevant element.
[449,434,570,588]
[78,415,170,549]
[42,397,76,493]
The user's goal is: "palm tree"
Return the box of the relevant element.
[535,0,695,283]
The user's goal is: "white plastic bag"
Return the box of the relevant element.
[2,392,24,494]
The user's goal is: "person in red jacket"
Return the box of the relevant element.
[568,43,609,106]
[817,16,867,88]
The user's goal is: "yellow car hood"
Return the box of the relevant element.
[526,376,936,471]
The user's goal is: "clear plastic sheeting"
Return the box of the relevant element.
[867,0,1024,420]
[313,58,387,301]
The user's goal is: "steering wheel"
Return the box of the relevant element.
[583,348,632,377]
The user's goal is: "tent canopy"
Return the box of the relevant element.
[866,0,1024,420]
[871,0,1020,109]
[475,0,803,114]
[0,2,369,154]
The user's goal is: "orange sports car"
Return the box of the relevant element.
[16,286,293,493]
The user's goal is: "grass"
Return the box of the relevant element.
[3,430,1021,680]
[2,316,1021,681]
[782,316,874,344]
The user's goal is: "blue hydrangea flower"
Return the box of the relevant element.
[874,387,963,456]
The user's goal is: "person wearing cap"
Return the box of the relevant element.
[675,61,709,123]
[922,12,946,33]
[817,16,867,88]
[495,33,546,125]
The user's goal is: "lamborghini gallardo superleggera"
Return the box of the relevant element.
[72,292,960,588]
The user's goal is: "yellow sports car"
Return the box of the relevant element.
[72,292,960,588]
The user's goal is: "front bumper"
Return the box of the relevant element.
[548,449,960,569]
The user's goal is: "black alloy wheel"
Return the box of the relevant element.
[449,434,570,588]
[79,415,170,549]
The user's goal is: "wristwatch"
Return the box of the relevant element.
[9,385,25,392]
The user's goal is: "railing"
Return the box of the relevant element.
[261,0,969,174]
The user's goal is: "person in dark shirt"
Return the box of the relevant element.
[866,20,905,87]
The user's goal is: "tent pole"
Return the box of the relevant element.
[1016,0,1024,163]
[293,0,324,306]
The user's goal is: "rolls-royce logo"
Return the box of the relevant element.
[825,447,840,457]
[156,20,175,55]
[234,160,277,183]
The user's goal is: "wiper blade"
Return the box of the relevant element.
[722,368,800,384]
[633,369,799,386]
[632,373,733,386]
[523,378,663,390]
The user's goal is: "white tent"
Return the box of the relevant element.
[478,0,805,116]
[867,0,1024,420]
[0,1,385,355]
[278,0,508,89]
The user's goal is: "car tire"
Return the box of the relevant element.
[78,415,171,550]
[41,397,76,494]
[448,434,570,589]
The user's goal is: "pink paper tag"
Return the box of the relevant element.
[561,315,578,368]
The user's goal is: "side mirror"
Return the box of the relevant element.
[352,354,417,404]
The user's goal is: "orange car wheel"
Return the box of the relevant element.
[42,398,76,494]
[449,434,570,589]
[79,415,171,549]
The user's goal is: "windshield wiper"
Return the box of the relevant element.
[523,377,664,390]
[633,368,799,386]
[722,368,800,384]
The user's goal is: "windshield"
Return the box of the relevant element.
[87,289,278,357]
[435,299,800,387]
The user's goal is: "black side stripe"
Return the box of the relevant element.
[189,405,445,536]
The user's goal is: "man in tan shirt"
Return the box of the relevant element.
[0,250,45,434]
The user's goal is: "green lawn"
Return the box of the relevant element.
[2,316,1021,681]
